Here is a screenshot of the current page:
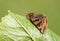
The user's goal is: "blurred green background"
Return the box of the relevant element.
[0,0,60,36]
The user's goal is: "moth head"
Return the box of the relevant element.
[26,13,34,19]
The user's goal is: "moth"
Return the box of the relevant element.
[26,13,48,34]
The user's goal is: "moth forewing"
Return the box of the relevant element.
[26,13,48,34]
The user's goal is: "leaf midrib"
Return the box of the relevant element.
[8,10,35,41]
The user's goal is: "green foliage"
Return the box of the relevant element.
[0,10,60,41]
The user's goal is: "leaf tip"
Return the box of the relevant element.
[8,10,11,13]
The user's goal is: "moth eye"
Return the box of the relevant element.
[28,13,34,18]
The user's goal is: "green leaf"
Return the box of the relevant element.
[0,10,60,41]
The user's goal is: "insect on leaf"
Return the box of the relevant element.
[0,10,60,41]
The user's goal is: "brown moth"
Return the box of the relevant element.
[26,13,48,34]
